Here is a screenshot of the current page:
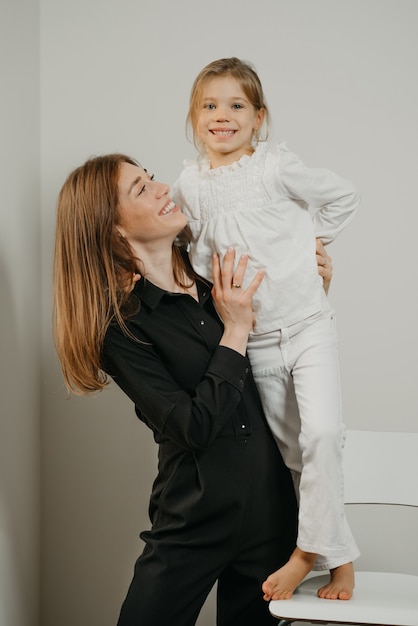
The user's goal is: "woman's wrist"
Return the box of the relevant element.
[219,328,250,356]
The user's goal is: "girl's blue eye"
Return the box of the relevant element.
[204,103,216,110]
[232,103,243,109]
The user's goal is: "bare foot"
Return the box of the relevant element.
[317,562,354,600]
[262,547,317,601]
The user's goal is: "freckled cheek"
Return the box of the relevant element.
[118,202,136,224]
[122,216,140,232]
[119,208,150,233]
[117,211,129,231]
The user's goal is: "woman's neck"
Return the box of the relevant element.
[130,242,197,298]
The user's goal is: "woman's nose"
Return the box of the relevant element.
[154,180,170,197]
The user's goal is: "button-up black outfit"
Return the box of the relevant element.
[102,267,297,626]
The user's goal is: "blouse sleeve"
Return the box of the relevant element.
[278,143,360,245]
[102,326,249,451]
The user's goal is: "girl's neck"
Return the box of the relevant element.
[208,145,255,169]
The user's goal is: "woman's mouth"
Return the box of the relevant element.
[159,201,177,216]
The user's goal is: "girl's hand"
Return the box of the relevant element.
[211,248,265,356]
[316,238,333,294]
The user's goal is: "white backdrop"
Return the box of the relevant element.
[39,1,417,625]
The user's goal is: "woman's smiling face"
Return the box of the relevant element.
[117,162,187,245]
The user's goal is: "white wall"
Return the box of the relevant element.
[0,1,40,625]
[38,1,418,625]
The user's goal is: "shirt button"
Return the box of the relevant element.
[200,320,205,325]
[241,424,246,429]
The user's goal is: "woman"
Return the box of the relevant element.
[53,153,331,625]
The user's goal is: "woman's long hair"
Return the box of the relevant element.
[53,154,192,395]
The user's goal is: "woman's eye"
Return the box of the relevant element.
[138,174,154,196]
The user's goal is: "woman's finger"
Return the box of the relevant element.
[221,247,237,286]
[315,238,330,266]
[231,253,249,289]
[212,251,221,289]
[315,238,332,294]
[243,269,265,298]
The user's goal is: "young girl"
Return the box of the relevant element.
[172,57,360,602]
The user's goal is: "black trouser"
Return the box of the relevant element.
[117,429,297,625]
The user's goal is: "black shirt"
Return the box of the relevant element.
[102,272,295,542]
[103,276,256,449]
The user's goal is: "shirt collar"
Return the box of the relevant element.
[133,275,212,310]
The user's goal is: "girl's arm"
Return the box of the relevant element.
[279,144,360,245]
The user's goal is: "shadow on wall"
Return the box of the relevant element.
[0,257,27,626]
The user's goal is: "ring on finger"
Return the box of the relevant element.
[232,283,241,288]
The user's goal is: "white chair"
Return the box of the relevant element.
[269,429,418,626]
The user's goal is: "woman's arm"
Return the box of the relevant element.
[102,248,262,451]
[316,237,333,295]
[103,331,249,451]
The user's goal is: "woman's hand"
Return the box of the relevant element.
[316,238,333,295]
[212,248,264,356]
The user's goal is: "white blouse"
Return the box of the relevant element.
[172,142,360,334]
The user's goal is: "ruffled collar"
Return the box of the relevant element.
[195,141,269,176]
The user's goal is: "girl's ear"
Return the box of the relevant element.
[254,107,266,130]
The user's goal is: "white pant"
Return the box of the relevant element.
[248,308,360,571]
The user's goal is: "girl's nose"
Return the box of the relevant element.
[214,108,229,122]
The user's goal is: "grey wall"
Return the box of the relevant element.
[0,1,40,625]
[1,1,416,625]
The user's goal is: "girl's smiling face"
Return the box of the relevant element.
[196,76,265,168]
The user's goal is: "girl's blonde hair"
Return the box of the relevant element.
[187,57,270,153]
[53,154,193,395]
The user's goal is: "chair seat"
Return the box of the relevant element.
[269,571,418,625]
